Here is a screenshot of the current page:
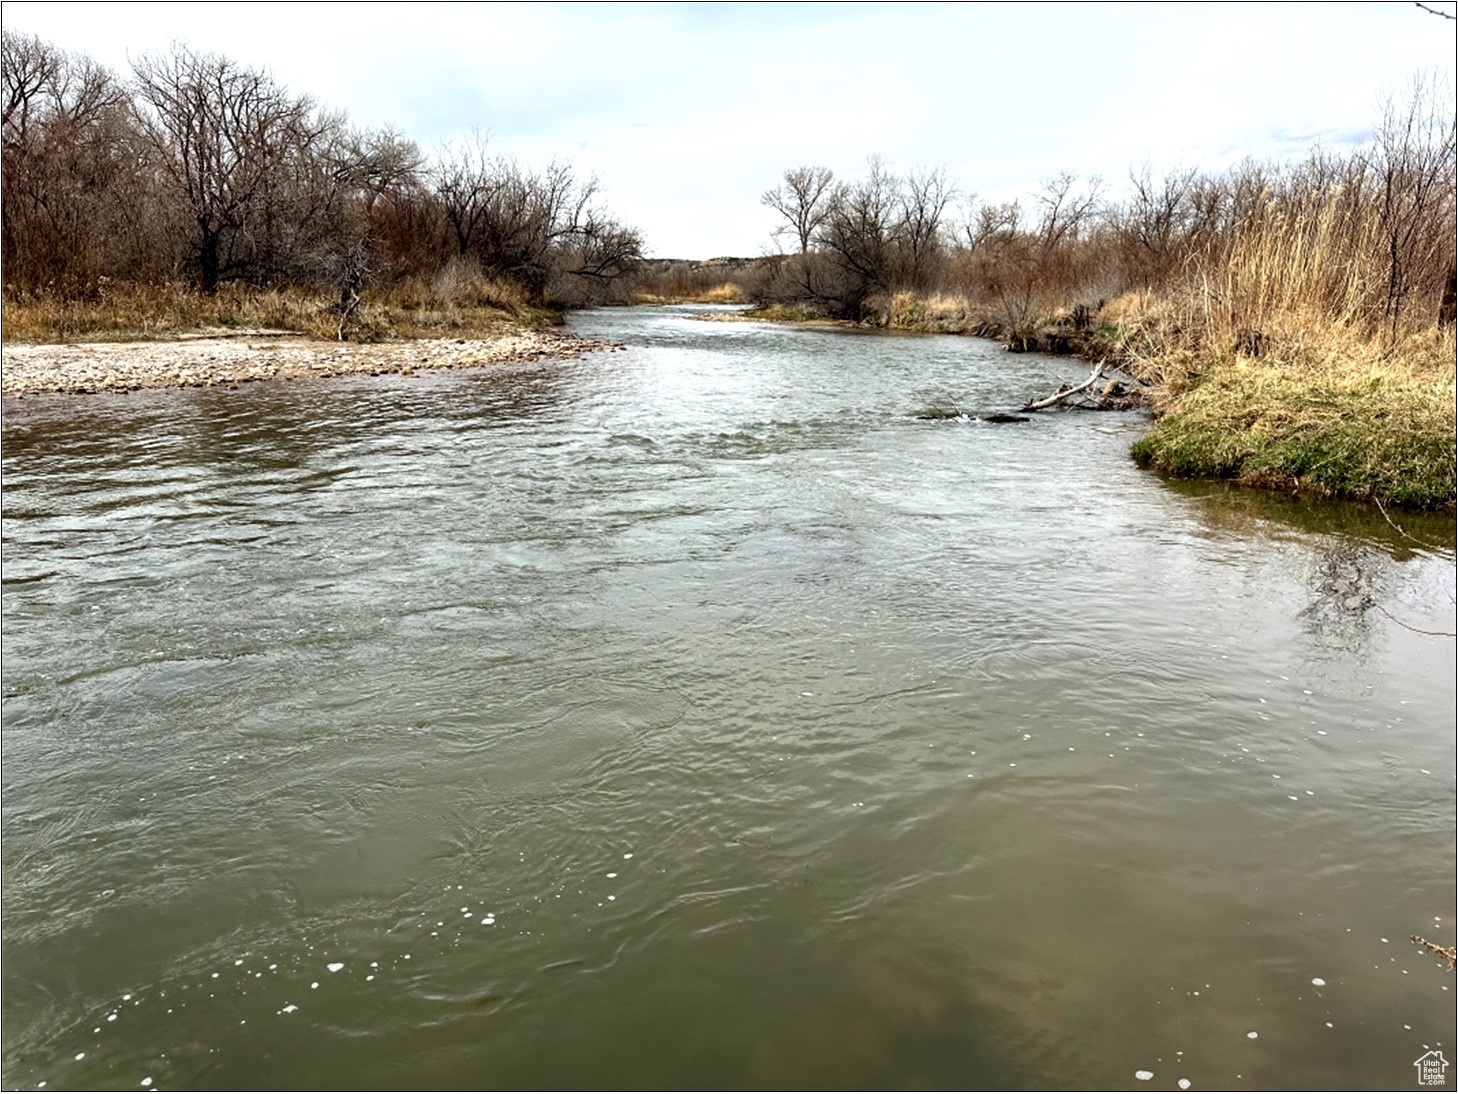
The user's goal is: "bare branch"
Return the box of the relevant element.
[1021,359,1109,410]
[762,165,834,254]
[1373,496,1453,553]
[1374,603,1457,638]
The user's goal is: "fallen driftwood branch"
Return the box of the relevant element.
[1018,359,1148,413]
[1022,358,1109,410]
[915,358,1144,428]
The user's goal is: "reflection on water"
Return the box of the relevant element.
[2,306,1454,1090]
[1158,476,1456,557]
[1156,479,1456,657]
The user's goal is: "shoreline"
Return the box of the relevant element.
[0,328,621,398]
[690,303,1456,511]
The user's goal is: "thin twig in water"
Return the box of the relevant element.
[1414,1,1456,19]
[1373,497,1451,553]
[1374,603,1457,638]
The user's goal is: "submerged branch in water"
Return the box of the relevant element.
[1373,604,1457,638]
[1411,935,1458,970]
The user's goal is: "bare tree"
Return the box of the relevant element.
[762,165,834,254]
[1365,75,1456,338]
[1033,171,1103,253]
[3,31,648,320]
[2,31,145,291]
[816,155,903,312]
[1118,163,1200,288]
[896,165,954,289]
[557,214,643,299]
[432,130,501,259]
[2,30,61,147]
[130,43,325,291]
[959,197,1022,252]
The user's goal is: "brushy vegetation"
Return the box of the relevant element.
[1127,85,1456,509]
[628,259,756,304]
[1,31,641,343]
[724,77,1456,509]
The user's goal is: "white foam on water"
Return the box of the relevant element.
[310,982,319,990]
[623,853,633,860]
[75,1053,85,1061]
[327,963,344,973]
[1134,1070,1153,1081]
[280,1004,297,1014]
[1247,1031,1258,1039]
[481,915,495,925]
[141,1079,153,1088]
[1312,978,1326,986]
[1178,1080,1191,1090]
[607,872,617,878]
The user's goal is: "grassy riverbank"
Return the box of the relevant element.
[1130,346,1456,510]
[722,285,1458,511]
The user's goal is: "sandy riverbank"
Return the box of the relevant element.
[1,328,620,397]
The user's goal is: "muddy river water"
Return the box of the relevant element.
[3,305,1454,1090]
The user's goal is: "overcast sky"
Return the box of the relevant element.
[5,1,1455,258]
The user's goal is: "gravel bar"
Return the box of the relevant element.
[1,328,622,397]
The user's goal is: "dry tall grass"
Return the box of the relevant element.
[1129,166,1456,507]
[1,263,551,344]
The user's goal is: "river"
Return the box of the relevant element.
[3,304,1454,1090]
